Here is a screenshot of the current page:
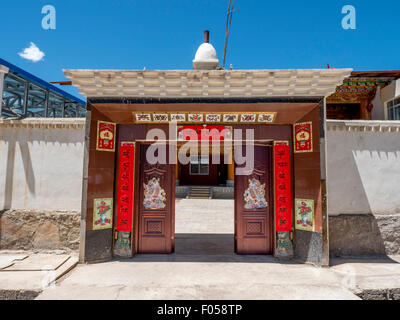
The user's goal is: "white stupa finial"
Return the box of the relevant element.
[193,30,219,70]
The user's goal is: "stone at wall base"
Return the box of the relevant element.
[0,210,80,252]
[329,213,400,256]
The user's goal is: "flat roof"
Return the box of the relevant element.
[64,68,352,99]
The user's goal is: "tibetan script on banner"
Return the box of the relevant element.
[274,141,292,232]
[96,121,116,152]
[116,144,135,232]
[294,121,313,153]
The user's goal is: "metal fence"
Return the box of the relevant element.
[1,73,86,119]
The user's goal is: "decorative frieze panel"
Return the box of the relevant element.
[132,112,277,124]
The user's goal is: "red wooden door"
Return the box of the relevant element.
[138,144,175,253]
[234,144,273,254]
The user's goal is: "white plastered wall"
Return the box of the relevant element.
[0,119,85,211]
[327,120,400,215]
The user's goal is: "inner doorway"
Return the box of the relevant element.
[174,198,235,255]
[136,141,274,256]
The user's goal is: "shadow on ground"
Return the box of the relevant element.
[117,233,300,264]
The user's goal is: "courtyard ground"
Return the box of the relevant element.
[1,199,400,300]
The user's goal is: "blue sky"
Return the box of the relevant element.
[1,0,399,100]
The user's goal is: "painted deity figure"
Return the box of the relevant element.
[143,177,167,209]
[243,178,268,209]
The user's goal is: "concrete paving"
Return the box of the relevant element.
[175,199,234,234]
[0,251,78,292]
[37,257,361,300]
[37,200,400,300]
[3,200,400,300]
[0,254,28,269]
[4,254,70,271]
[35,242,400,300]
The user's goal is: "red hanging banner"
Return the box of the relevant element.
[274,141,292,232]
[116,144,135,232]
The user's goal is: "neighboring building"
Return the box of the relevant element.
[0,58,86,119]
[326,71,400,120]
[381,79,400,120]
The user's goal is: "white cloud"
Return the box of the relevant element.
[18,42,45,62]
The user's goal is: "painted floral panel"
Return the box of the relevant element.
[143,177,167,209]
[153,113,169,122]
[170,114,186,122]
[258,113,275,123]
[223,114,239,123]
[135,113,152,122]
[240,114,257,123]
[188,113,203,122]
[244,178,268,209]
[205,114,221,123]
[93,198,113,230]
[295,199,315,231]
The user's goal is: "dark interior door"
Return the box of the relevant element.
[235,144,273,254]
[138,144,175,253]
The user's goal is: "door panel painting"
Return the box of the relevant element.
[138,144,175,253]
[235,144,273,254]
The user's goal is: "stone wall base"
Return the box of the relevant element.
[2,210,399,256]
[0,290,41,300]
[0,210,80,251]
[329,213,400,256]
